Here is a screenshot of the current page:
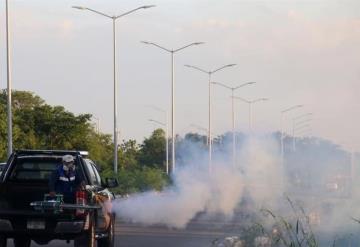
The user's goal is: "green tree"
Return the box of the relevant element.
[86,133,113,170]
[0,90,171,194]
[184,132,207,146]
[118,139,140,170]
[0,90,114,167]
[138,128,166,170]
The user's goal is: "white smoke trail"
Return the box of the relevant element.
[113,135,282,228]
[237,136,283,209]
[112,132,360,245]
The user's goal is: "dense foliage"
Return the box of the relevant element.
[0,90,168,194]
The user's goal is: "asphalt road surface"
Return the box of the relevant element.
[6,219,243,247]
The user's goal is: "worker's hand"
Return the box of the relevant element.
[49,191,56,197]
[79,181,86,190]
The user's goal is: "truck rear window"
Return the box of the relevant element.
[8,157,68,181]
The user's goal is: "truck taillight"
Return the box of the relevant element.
[76,191,86,216]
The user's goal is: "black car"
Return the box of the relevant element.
[0,150,118,247]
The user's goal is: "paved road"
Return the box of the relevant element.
[114,222,238,247]
[6,219,243,247]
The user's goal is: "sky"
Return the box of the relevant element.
[0,0,359,151]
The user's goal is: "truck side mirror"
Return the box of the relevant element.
[104,178,119,188]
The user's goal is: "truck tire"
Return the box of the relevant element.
[13,238,30,247]
[0,235,6,247]
[74,218,96,247]
[97,215,115,247]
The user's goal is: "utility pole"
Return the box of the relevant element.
[212,81,256,167]
[185,63,236,172]
[6,0,13,157]
[73,5,155,173]
[142,41,204,173]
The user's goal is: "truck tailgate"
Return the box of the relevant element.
[0,181,49,210]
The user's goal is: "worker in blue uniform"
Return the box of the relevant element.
[49,155,84,203]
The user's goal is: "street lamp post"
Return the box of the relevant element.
[141,41,204,173]
[280,105,303,162]
[184,64,236,172]
[73,5,155,174]
[292,113,312,150]
[293,123,311,152]
[294,124,311,133]
[6,0,13,158]
[212,81,256,167]
[232,96,268,132]
[149,119,169,174]
[293,121,311,151]
[295,127,312,138]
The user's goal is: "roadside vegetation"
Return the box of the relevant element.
[212,198,320,247]
[0,90,169,194]
[259,198,319,247]
[0,90,353,196]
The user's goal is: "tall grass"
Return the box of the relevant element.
[211,197,320,247]
[258,197,319,247]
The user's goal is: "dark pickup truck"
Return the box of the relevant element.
[0,150,118,247]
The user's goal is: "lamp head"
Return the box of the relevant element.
[226,64,237,67]
[72,6,87,10]
[142,5,156,9]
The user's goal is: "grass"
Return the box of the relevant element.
[212,197,320,247]
[258,197,319,247]
[211,196,360,246]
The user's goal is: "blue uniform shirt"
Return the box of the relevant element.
[49,165,83,203]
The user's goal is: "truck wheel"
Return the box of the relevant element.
[97,215,115,247]
[74,219,96,247]
[0,235,6,247]
[13,238,30,247]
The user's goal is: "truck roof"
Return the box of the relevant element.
[15,150,88,157]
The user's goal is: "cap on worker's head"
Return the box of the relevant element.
[62,155,74,164]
